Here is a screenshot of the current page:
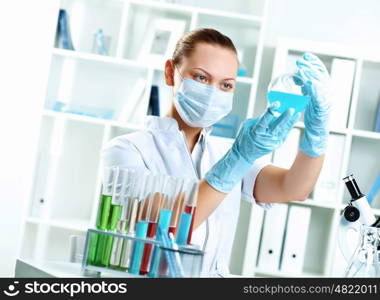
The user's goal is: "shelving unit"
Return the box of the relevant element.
[19,0,270,272]
[239,38,380,278]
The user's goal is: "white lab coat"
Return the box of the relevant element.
[101,116,272,277]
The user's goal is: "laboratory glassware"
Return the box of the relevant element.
[176,180,199,245]
[148,176,184,277]
[118,169,147,270]
[109,169,134,268]
[267,73,309,117]
[344,224,380,277]
[129,173,156,274]
[140,175,169,275]
[95,167,125,267]
[87,166,118,266]
[156,228,204,278]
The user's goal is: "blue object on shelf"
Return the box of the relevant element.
[92,29,109,55]
[51,101,114,120]
[237,68,247,77]
[55,9,74,50]
[368,174,380,205]
[211,114,240,139]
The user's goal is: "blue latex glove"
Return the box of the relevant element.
[205,102,300,193]
[296,52,331,157]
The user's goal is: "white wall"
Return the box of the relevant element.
[0,0,59,276]
[266,0,380,49]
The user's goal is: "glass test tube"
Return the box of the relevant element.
[139,175,168,275]
[119,169,146,270]
[88,166,117,266]
[169,180,186,236]
[128,173,155,275]
[109,168,134,269]
[94,167,124,267]
[148,176,184,278]
[176,180,199,245]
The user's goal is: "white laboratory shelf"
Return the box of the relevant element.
[26,217,91,232]
[42,109,143,131]
[295,121,348,135]
[128,0,264,23]
[293,199,338,210]
[52,48,148,70]
[350,129,380,140]
[236,76,255,84]
[53,47,256,87]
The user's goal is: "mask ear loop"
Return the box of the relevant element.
[172,62,183,80]
[171,64,183,98]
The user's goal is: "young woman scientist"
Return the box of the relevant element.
[102,28,331,277]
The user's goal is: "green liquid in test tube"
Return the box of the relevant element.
[98,167,128,267]
[87,166,117,266]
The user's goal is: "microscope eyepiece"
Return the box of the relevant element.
[343,174,365,201]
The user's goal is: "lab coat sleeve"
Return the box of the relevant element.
[241,154,273,209]
[101,136,147,170]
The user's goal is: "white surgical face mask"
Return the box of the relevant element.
[174,77,234,128]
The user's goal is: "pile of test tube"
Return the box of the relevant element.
[85,166,199,277]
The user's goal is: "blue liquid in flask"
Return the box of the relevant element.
[267,91,309,115]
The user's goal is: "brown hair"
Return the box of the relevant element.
[172,28,238,66]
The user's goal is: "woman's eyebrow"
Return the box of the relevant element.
[192,67,236,81]
[192,67,211,76]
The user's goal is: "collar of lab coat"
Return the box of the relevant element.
[144,116,213,140]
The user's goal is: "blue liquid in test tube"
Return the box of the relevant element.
[129,220,149,275]
[176,212,193,246]
[148,209,172,278]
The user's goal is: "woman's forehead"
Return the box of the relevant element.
[181,43,238,78]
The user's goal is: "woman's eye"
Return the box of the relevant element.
[222,82,233,90]
[194,75,207,83]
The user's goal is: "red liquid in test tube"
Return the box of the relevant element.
[168,226,176,235]
[185,205,196,245]
[139,221,158,275]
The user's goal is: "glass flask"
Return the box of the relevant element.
[344,225,380,277]
[267,73,309,117]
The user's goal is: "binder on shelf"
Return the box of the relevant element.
[329,58,356,130]
[272,128,300,169]
[280,205,311,273]
[118,78,147,123]
[257,204,288,271]
[147,85,160,116]
[313,134,345,202]
[55,9,75,50]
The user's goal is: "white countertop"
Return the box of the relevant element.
[15,258,142,278]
